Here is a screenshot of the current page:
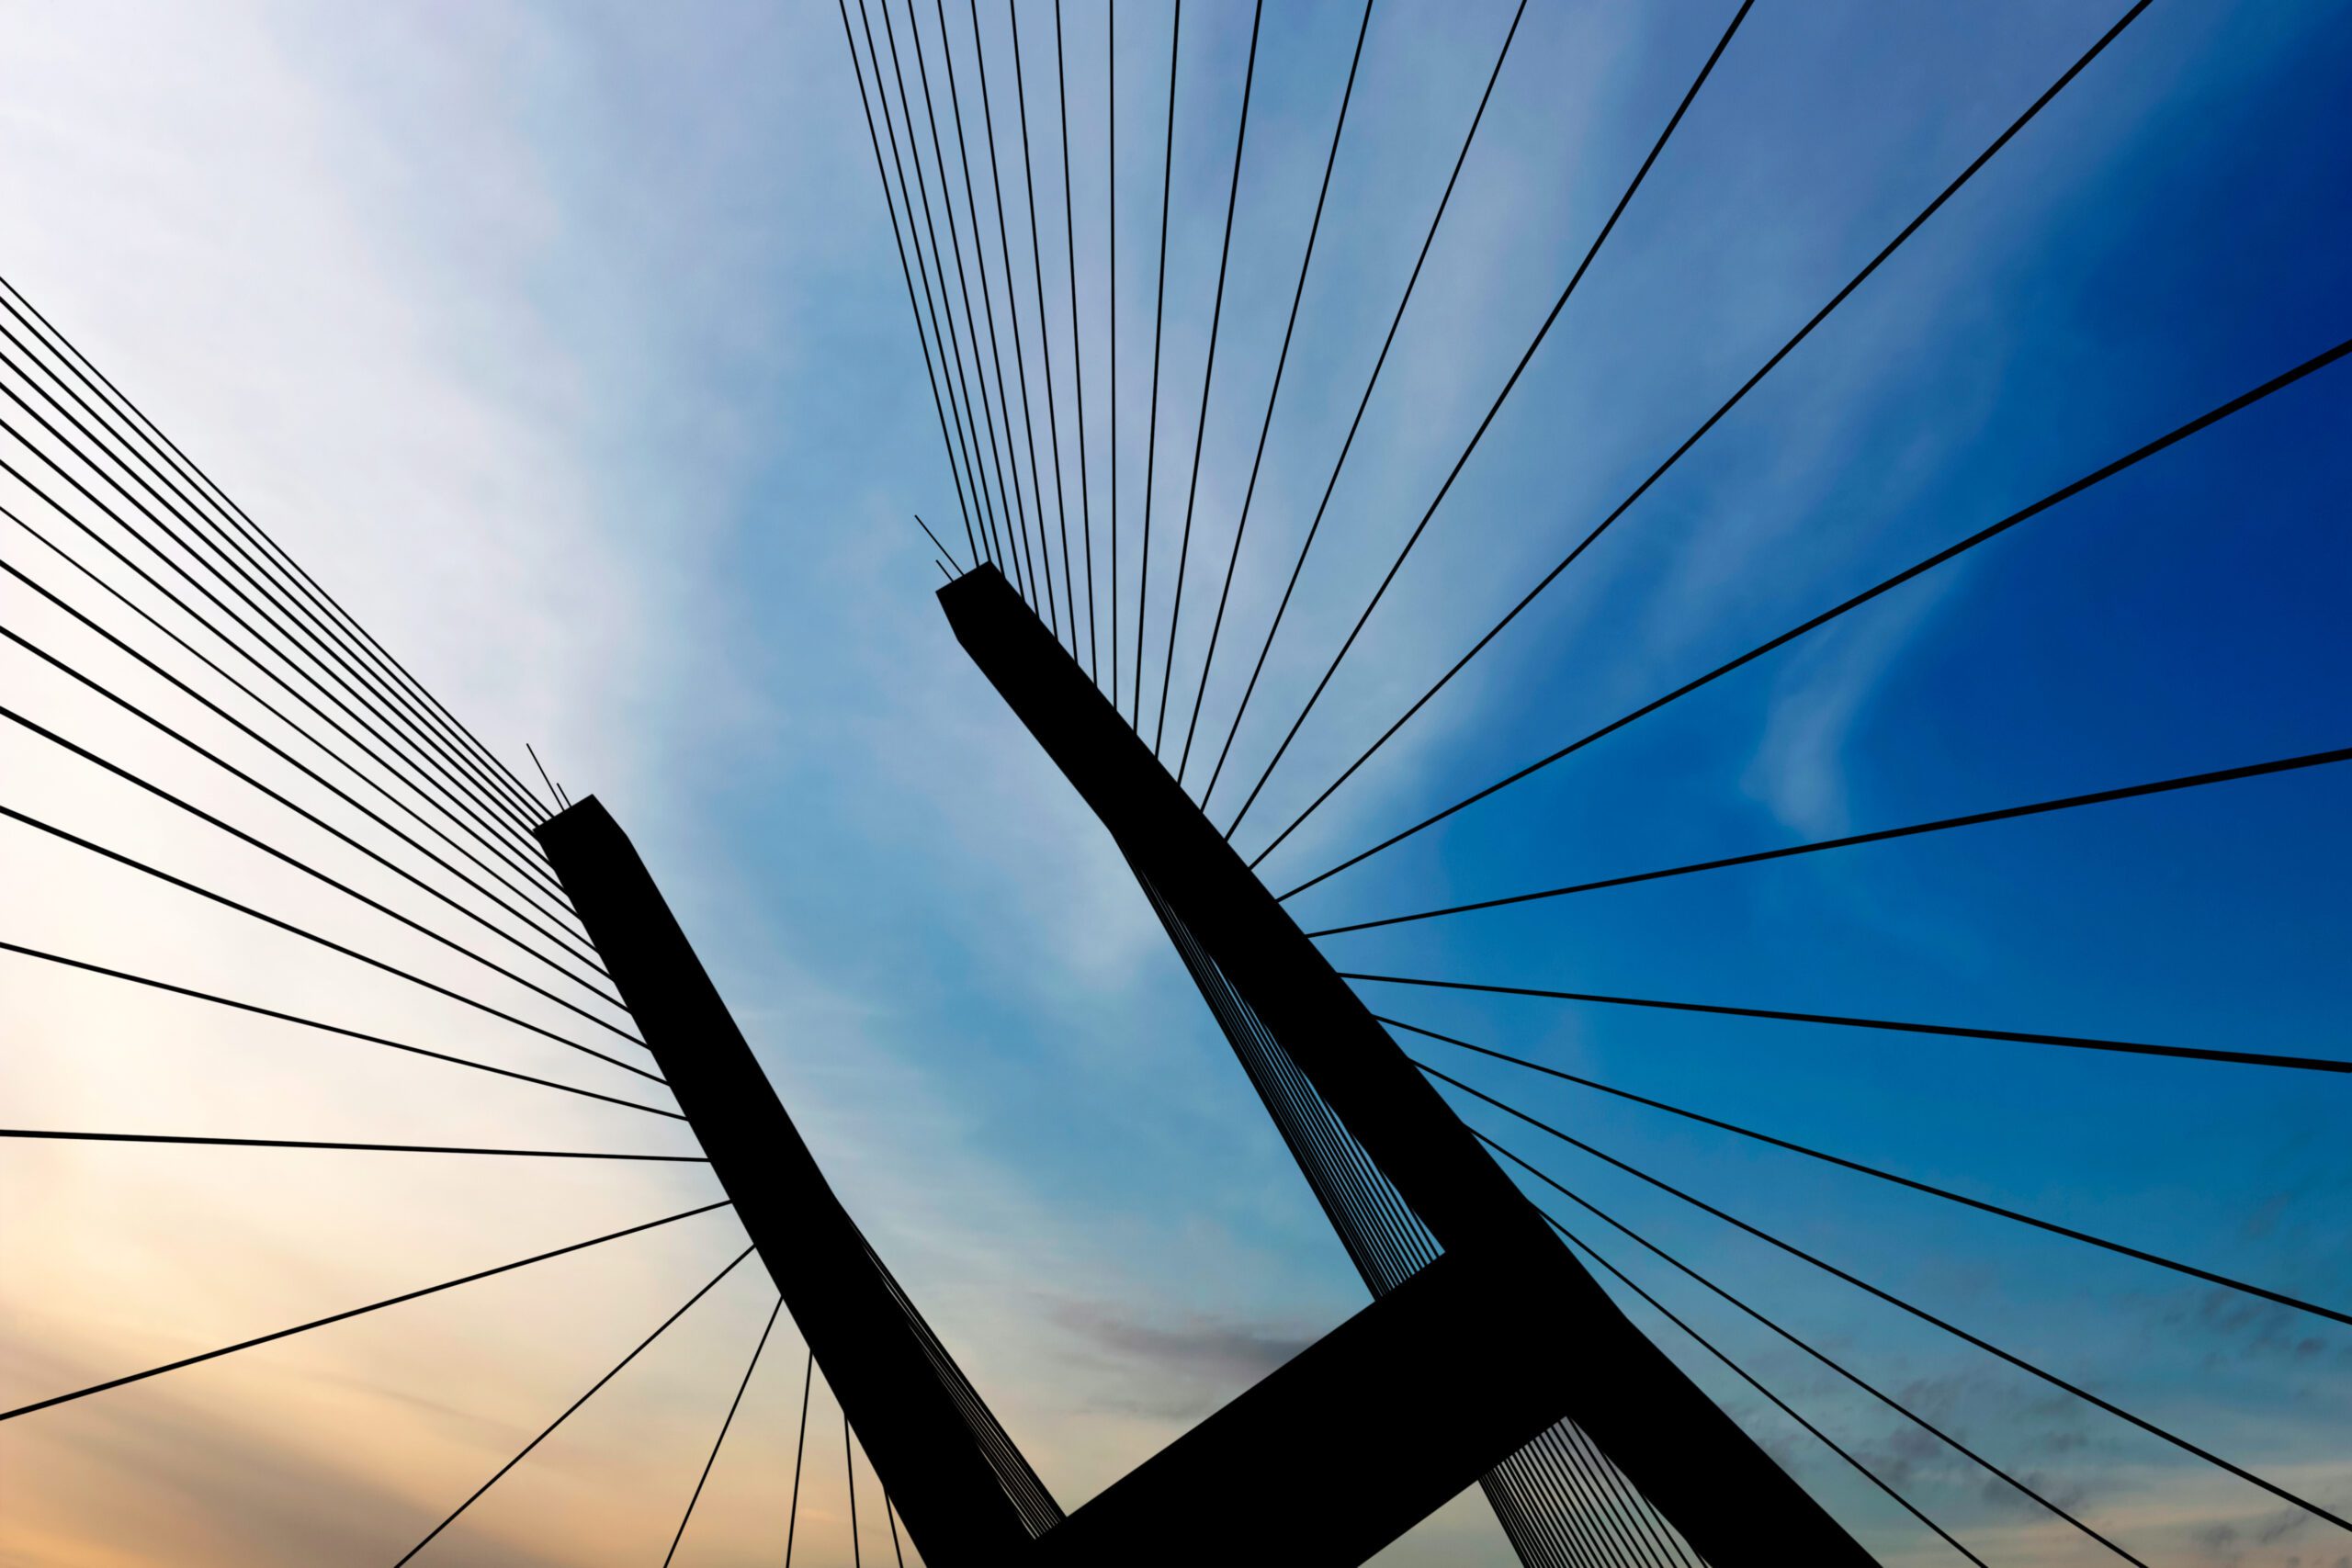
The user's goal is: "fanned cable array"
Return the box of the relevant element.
[0,264,932,1561]
[844,0,2349,1561]
[3,0,2342,1560]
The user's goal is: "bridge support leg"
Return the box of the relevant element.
[943,563,1870,1567]
[538,799,1050,1565]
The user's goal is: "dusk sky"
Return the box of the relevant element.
[1,1,2346,1564]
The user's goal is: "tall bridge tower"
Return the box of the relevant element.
[538,563,1868,1565]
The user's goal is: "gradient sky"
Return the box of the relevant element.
[1,1,2346,1565]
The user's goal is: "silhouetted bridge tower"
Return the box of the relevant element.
[539,562,1864,1563]
[4,0,2347,1562]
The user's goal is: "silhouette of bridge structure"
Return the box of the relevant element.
[3,0,2346,1562]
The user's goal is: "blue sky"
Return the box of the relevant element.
[1,0,2345,1563]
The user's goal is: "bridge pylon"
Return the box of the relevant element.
[534,561,1871,1565]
